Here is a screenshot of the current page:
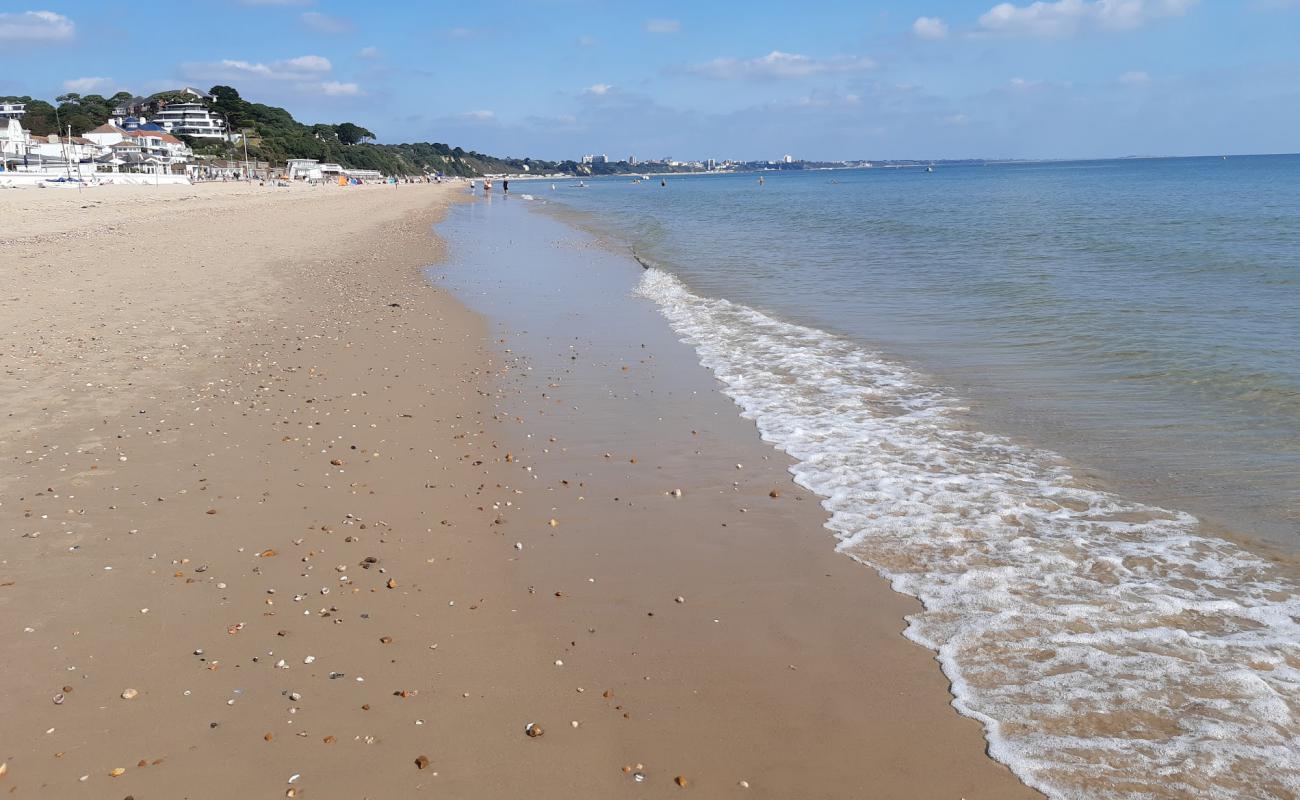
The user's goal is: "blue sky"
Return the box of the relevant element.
[1,0,1298,161]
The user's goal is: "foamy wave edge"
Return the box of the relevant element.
[635,266,1300,800]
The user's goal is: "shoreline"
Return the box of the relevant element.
[475,192,1300,798]
[430,194,1040,797]
[0,182,1038,797]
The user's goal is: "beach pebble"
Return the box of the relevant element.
[121,688,139,700]
[415,755,430,770]
[769,490,780,498]
[675,596,685,604]
[110,767,126,777]
[675,775,689,787]
[738,780,750,788]
[524,722,544,738]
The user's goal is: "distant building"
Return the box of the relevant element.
[85,122,129,148]
[706,158,717,170]
[111,96,152,117]
[286,158,323,181]
[0,103,26,121]
[782,154,795,164]
[124,129,192,164]
[1,116,32,161]
[628,155,636,166]
[150,102,228,139]
[581,153,608,164]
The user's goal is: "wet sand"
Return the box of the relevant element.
[0,182,1038,798]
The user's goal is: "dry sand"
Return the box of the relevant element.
[0,181,1039,798]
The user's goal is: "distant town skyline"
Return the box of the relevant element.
[2,1,1298,162]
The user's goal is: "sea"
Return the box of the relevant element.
[510,156,1300,799]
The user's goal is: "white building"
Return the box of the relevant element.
[782,154,795,164]
[124,130,192,165]
[1,102,26,121]
[150,102,227,139]
[1,117,31,161]
[286,158,324,181]
[580,154,608,164]
[84,122,128,148]
[28,132,100,162]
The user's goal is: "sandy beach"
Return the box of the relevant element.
[0,182,1037,798]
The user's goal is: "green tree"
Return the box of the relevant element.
[334,122,375,145]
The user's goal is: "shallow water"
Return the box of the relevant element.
[532,157,1300,548]
[503,160,1300,798]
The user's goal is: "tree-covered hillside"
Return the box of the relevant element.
[1,85,563,177]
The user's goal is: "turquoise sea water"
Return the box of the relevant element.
[536,156,1300,548]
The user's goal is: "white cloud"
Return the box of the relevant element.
[689,51,877,80]
[62,76,114,94]
[0,10,74,42]
[977,0,1195,39]
[318,81,360,96]
[584,83,613,96]
[282,54,331,72]
[1119,69,1151,84]
[644,18,681,34]
[357,46,380,59]
[300,11,352,33]
[913,16,950,39]
[182,54,334,84]
[1009,76,1045,88]
[797,90,862,108]
[460,110,496,121]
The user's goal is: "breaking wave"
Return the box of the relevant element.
[636,266,1300,800]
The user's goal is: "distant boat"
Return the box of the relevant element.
[926,165,935,173]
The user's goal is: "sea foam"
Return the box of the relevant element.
[635,266,1300,800]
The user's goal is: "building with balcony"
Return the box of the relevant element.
[149,102,228,139]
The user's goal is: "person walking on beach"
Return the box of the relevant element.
[503,179,509,194]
